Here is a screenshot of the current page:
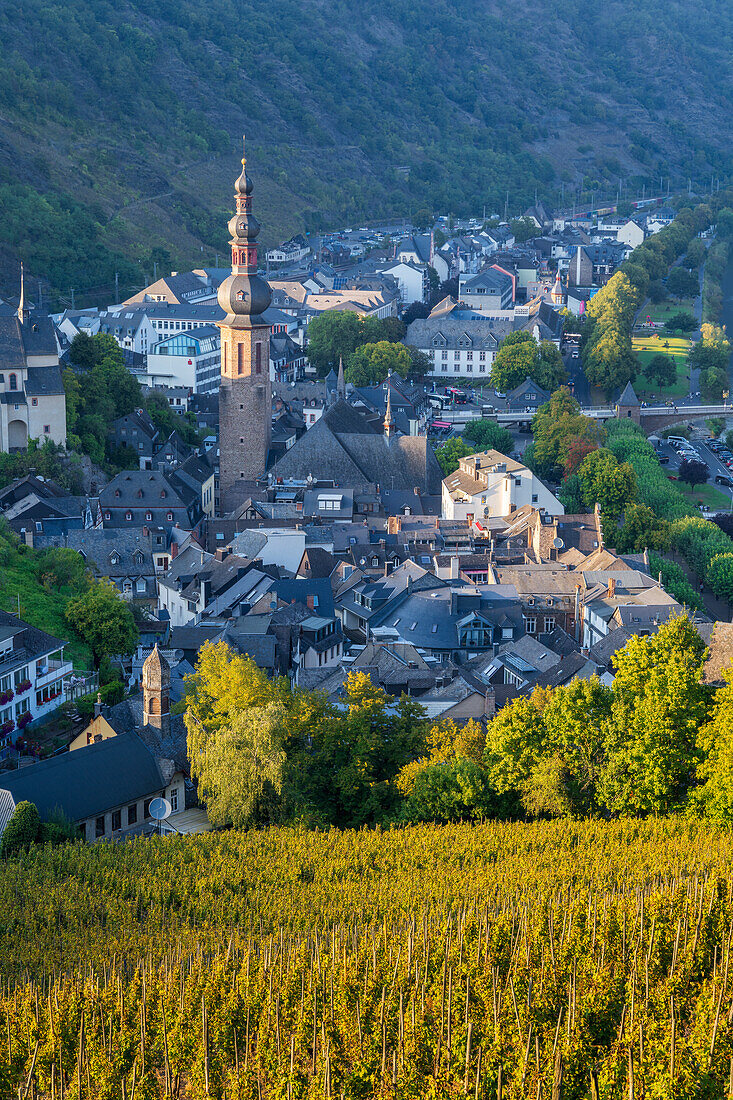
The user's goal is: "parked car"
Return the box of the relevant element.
[715,475,733,486]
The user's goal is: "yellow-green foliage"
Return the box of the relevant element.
[2,819,733,1095]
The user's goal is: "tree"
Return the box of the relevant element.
[678,458,708,489]
[305,311,363,375]
[435,437,473,475]
[563,436,599,477]
[700,365,729,401]
[576,448,637,522]
[666,266,699,298]
[601,616,707,814]
[694,670,733,821]
[613,503,670,553]
[491,332,566,394]
[645,353,676,388]
[345,341,412,385]
[665,311,696,333]
[299,672,428,826]
[531,388,604,480]
[463,419,513,454]
[509,217,538,243]
[0,801,40,857]
[402,301,430,326]
[706,553,733,602]
[405,346,431,378]
[647,280,667,304]
[64,579,138,666]
[189,701,287,828]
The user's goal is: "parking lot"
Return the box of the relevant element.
[655,434,733,513]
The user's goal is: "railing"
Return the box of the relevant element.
[64,672,99,703]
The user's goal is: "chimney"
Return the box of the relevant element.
[608,577,616,599]
[450,556,459,581]
[94,692,103,718]
[484,687,496,719]
[306,594,315,610]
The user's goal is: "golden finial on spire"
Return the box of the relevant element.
[242,134,246,167]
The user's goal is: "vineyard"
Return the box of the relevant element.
[3,819,733,1097]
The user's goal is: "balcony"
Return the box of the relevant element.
[0,647,27,674]
[35,658,73,687]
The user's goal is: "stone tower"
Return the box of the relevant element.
[142,644,170,737]
[217,139,272,510]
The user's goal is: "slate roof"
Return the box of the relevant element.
[0,608,66,661]
[0,311,63,391]
[0,731,168,822]
[616,381,640,407]
[271,400,443,493]
[406,315,503,351]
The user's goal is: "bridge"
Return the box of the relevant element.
[437,404,733,431]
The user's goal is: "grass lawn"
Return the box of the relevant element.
[632,334,693,399]
[675,481,733,512]
[639,298,696,325]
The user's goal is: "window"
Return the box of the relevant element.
[136,579,146,593]
[9,373,17,391]
[127,803,137,826]
[166,512,173,521]
[44,425,50,434]
[104,512,111,521]
[479,364,486,373]
[95,816,106,838]
[123,581,132,595]
[112,810,121,831]
[255,343,262,374]
[31,398,38,406]
[442,350,448,360]
[543,617,556,633]
[125,512,132,521]
[170,787,179,812]
[479,352,486,361]
[143,799,152,819]
[238,343,244,374]
[515,478,521,486]
[532,494,538,503]
[146,512,152,521]
[523,615,537,634]
[466,351,473,361]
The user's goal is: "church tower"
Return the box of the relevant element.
[142,644,170,738]
[217,140,272,510]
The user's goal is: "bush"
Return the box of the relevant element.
[1,801,40,857]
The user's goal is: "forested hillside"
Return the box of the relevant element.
[0,0,731,303]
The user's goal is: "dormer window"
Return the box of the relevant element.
[110,554,119,566]
[160,490,167,499]
[114,490,120,498]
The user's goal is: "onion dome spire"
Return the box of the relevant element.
[217,136,272,329]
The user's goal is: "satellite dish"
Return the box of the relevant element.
[149,797,171,821]
[553,537,564,549]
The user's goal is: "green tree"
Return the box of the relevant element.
[435,437,473,475]
[345,341,412,385]
[463,419,513,454]
[666,266,699,298]
[601,616,708,815]
[0,802,40,857]
[706,553,733,602]
[666,311,697,333]
[491,333,566,394]
[405,346,431,378]
[305,311,363,375]
[576,448,637,522]
[64,579,138,666]
[509,217,538,243]
[645,353,676,388]
[531,388,604,480]
[614,503,670,553]
[694,670,733,821]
